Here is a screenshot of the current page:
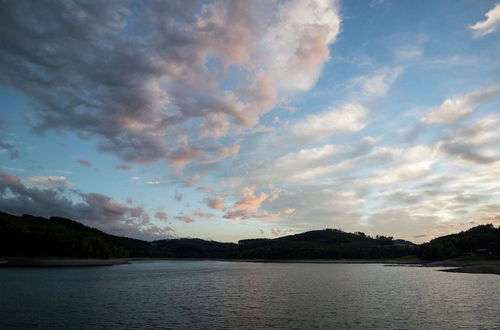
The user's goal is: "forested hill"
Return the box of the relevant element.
[1,211,499,260]
[416,224,500,260]
[0,212,131,258]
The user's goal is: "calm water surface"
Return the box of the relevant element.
[0,261,498,329]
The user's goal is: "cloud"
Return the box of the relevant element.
[206,196,225,210]
[0,139,20,160]
[394,45,423,62]
[25,175,71,190]
[116,164,134,172]
[194,210,214,218]
[0,0,341,168]
[182,176,200,187]
[452,113,500,146]
[364,145,436,185]
[224,187,268,219]
[166,140,240,168]
[174,215,194,223]
[421,85,500,124]
[271,228,295,236]
[437,140,498,164]
[130,206,143,218]
[469,3,500,38]
[222,137,379,189]
[431,113,500,165]
[291,103,368,143]
[77,159,91,167]
[349,67,403,98]
[155,211,168,221]
[0,169,173,240]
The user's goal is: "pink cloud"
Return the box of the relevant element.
[155,211,168,221]
[130,206,143,218]
[174,215,194,223]
[224,187,268,219]
[0,170,21,185]
[77,159,91,167]
[194,210,214,218]
[206,196,225,210]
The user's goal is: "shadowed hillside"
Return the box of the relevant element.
[1,211,498,261]
[416,224,500,260]
[0,212,130,258]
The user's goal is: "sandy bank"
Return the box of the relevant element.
[440,265,500,276]
[0,257,130,267]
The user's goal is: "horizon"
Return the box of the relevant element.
[2,209,498,246]
[1,0,499,244]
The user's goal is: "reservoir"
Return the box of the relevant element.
[0,261,498,329]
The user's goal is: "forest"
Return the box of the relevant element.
[1,211,499,261]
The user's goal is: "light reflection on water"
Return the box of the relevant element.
[0,261,498,329]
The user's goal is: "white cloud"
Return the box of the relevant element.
[469,3,500,38]
[394,45,423,61]
[364,145,437,185]
[263,0,341,91]
[452,113,500,145]
[350,67,403,98]
[421,85,500,124]
[25,176,72,190]
[291,103,368,143]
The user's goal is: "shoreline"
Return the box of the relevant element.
[2,257,498,275]
[439,265,500,275]
[0,257,130,267]
[131,257,424,264]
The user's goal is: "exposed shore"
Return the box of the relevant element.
[439,265,500,275]
[2,257,499,275]
[0,257,130,267]
[133,257,500,275]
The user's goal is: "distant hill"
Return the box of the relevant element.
[1,211,498,260]
[227,229,413,260]
[416,224,500,260]
[0,212,130,258]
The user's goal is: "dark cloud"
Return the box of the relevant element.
[0,168,173,240]
[77,159,91,167]
[0,139,20,160]
[440,140,498,164]
[0,0,339,168]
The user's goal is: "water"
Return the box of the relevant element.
[0,261,498,329]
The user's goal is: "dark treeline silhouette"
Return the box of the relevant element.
[0,212,129,258]
[416,224,500,260]
[1,211,498,260]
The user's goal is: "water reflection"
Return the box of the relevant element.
[0,261,498,329]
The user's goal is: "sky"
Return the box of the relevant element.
[0,0,499,243]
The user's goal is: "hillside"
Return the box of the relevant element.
[1,211,498,261]
[0,212,129,258]
[416,224,500,260]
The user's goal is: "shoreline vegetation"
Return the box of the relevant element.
[0,257,130,267]
[1,211,499,275]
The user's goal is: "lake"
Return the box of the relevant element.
[0,261,498,329]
